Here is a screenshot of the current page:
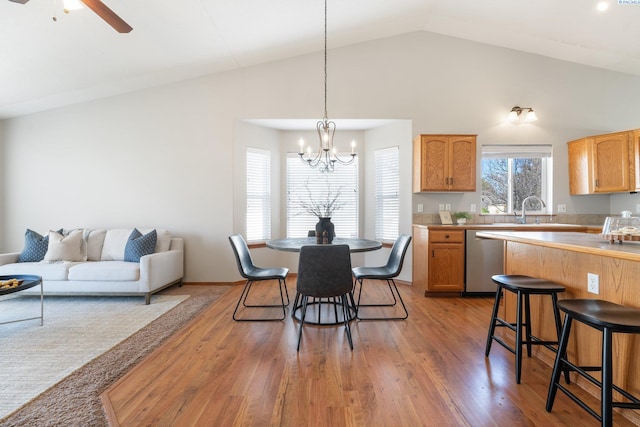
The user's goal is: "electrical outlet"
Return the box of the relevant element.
[445,203,451,211]
[557,204,567,213]
[587,273,599,294]
[417,203,424,213]
[636,203,640,214]
[439,203,445,211]
[470,203,476,212]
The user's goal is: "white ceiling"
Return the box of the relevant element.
[1,0,639,120]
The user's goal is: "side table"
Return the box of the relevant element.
[0,275,44,326]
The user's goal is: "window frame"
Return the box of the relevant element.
[481,145,553,215]
[245,147,272,242]
[285,154,359,238]
[374,146,400,241]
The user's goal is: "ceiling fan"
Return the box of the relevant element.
[8,0,132,33]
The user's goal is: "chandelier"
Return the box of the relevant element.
[298,0,356,173]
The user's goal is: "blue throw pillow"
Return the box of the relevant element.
[17,228,61,262]
[124,229,157,263]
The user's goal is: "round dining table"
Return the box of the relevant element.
[265,237,382,325]
[265,237,382,253]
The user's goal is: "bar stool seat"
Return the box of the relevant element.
[546,299,640,427]
[485,274,566,384]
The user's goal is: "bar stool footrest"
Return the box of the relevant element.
[560,358,640,406]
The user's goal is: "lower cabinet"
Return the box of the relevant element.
[412,226,465,295]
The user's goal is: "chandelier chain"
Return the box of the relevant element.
[323,0,328,120]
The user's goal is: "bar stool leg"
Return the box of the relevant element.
[546,315,573,412]
[516,290,524,384]
[485,286,502,356]
[551,294,571,384]
[602,327,613,427]
[524,293,533,357]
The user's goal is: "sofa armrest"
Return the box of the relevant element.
[0,253,20,266]
[139,249,184,292]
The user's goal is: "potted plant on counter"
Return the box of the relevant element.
[452,211,472,225]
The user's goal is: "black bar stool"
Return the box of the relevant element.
[546,299,640,427]
[485,274,566,384]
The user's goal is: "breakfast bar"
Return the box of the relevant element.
[477,230,640,423]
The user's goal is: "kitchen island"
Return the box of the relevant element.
[477,230,640,423]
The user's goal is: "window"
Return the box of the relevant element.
[481,145,553,214]
[286,154,358,238]
[246,148,271,241]
[375,147,399,241]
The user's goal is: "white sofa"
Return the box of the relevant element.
[0,228,184,304]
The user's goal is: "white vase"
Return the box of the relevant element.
[457,218,467,225]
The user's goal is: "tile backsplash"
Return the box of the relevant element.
[413,213,608,227]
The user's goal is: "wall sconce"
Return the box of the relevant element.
[507,106,537,122]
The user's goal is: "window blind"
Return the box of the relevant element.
[375,146,399,241]
[246,148,271,241]
[286,154,359,238]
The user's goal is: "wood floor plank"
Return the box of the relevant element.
[102,282,637,426]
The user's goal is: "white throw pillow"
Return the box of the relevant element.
[100,229,133,261]
[84,229,107,261]
[44,229,85,262]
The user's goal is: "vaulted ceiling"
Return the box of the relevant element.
[1,0,638,119]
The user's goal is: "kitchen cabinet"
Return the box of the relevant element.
[413,134,476,192]
[412,224,589,297]
[568,129,640,195]
[412,226,464,295]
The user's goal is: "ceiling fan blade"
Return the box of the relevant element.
[8,0,30,4]
[80,0,132,33]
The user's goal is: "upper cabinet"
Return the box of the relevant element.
[568,129,640,195]
[413,134,477,192]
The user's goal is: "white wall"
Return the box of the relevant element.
[2,31,640,282]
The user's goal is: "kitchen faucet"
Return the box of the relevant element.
[516,195,546,224]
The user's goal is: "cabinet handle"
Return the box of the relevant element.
[432,250,435,257]
[445,234,450,239]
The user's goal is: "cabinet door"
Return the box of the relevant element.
[428,244,465,291]
[568,138,593,195]
[421,137,448,191]
[632,130,640,192]
[593,132,630,193]
[449,136,476,191]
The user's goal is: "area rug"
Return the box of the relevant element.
[0,289,227,426]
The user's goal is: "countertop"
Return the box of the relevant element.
[413,223,589,231]
[476,230,640,262]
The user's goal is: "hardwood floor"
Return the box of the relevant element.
[102,281,635,426]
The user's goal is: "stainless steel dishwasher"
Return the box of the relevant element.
[464,230,504,296]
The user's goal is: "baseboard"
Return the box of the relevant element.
[182,278,414,287]
[181,281,238,286]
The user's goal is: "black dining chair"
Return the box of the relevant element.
[228,234,289,321]
[351,234,411,320]
[295,244,355,351]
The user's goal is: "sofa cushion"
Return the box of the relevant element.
[68,261,140,281]
[0,261,74,281]
[84,229,107,261]
[124,229,157,263]
[17,229,51,262]
[45,230,85,262]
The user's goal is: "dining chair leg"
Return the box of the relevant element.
[342,294,354,350]
[355,278,408,320]
[297,296,309,351]
[233,278,288,321]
